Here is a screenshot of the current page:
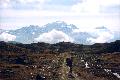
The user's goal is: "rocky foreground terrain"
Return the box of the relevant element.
[0,40,120,80]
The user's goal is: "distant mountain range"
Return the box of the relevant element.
[0,21,120,44]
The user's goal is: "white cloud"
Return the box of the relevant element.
[0,32,16,42]
[0,0,49,4]
[0,0,51,9]
[71,0,120,14]
[0,0,120,33]
[100,0,120,6]
[35,29,74,43]
[71,0,100,14]
[18,0,50,4]
[0,0,11,8]
[87,32,114,43]
[72,26,114,44]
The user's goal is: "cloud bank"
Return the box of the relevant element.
[0,32,16,42]
[71,0,120,14]
[87,31,114,43]
[72,26,115,44]
[69,26,118,44]
[35,29,74,43]
[0,0,120,31]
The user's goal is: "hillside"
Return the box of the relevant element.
[0,40,120,80]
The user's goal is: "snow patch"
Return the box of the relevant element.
[113,73,120,78]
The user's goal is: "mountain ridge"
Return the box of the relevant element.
[0,21,119,44]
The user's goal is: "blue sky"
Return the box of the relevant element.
[0,0,120,31]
